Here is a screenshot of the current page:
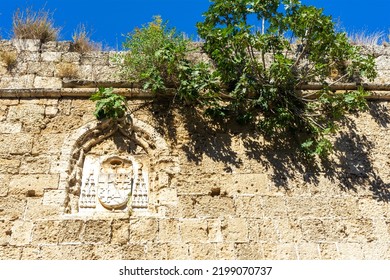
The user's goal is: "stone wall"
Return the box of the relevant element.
[0,39,390,260]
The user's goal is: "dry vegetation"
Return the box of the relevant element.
[12,7,60,42]
[56,62,79,78]
[348,30,386,46]
[72,24,101,53]
[0,51,18,71]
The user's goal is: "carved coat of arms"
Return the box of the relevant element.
[79,155,148,212]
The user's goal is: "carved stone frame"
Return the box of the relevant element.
[57,114,179,216]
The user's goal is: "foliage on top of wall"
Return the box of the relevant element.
[12,7,60,42]
[111,1,376,157]
[112,16,220,104]
[71,24,101,53]
[195,0,377,156]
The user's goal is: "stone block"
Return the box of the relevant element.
[180,219,208,243]
[370,219,389,242]
[41,41,58,52]
[41,52,62,62]
[7,103,45,122]
[226,173,269,195]
[21,246,40,260]
[42,190,66,206]
[0,174,10,197]
[93,244,124,260]
[18,98,58,105]
[235,242,263,259]
[221,218,248,243]
[26,61,56,76]
[146,243,168,260]
[33,76,62,89]
[156,188,178,206]
[158,218,180,243]
[13,62,28,75]
[194,196,235,218]
[167,244,190,260]
[207,219,223,242]
[176,173,233,195]
[216,243,237,260]
[296,243,320,260]
[261,196,288,218]
[0,75,35,88]
[93,65,117,81]
[375,55,390,70]
[78,65,93,80]
[362,243,389,259]
[373,70,390,84]
[24,197,61,220]
[82,220,111,244]
[44,106,59,117]
[235,196,263,218]
[18,50,40,62]
[0,105,7,122]
[262,243,298,260]
[0,245,21,259]
[286,196,332,219]
[19,156,51,174]
[0,40,14,51]
[318,243,339,260]
[39,245,95,260]
[32,133,66,155]
[0,220,13,245]
[273,218,303,243]
[0,134,33,155]
[189,243,216,260]
[9,174,59,196]
[58,220,83,243]
[300,219,326,242]
[8,103,47,133]
[12,39,40,52]
[122,244,146,260]
[330,197,362,219]
[43,114,84,134]
[0,196,26,221]
[330,219,375,243]
[32,220,61,244]
[0,122,22,134]
[258,218,279,243]
[111,219,129,245]
[61,52,81,63]
[337,243,364,260]
[56,42,72,52]
[358,198,387,218]
[81,52,109,65]
[177,196,197,218]
[129,218,158,243]
[0,159,20,174]
[10,220,33,245]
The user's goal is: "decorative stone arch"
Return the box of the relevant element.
[58,114,179,215]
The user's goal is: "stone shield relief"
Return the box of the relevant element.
[79,155,148,213]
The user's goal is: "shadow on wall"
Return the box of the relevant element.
[145,100,390,202]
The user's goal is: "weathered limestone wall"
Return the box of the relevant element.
[0,39,390,260]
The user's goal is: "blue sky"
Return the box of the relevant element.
[0,0,389,49]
